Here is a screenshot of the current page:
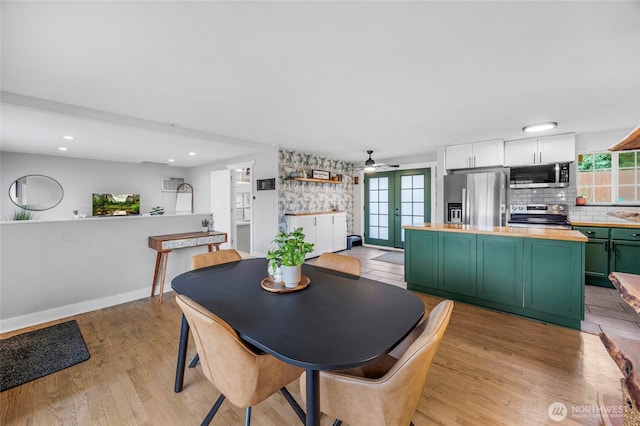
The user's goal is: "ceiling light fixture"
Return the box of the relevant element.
[364,150,376,171]
[62,135,75,140]
[522,122,558,133]
[58,147,68,151]
[168,159,175,163]
[189,152,196,156]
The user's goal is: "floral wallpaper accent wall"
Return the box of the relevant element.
[278,149,354,233]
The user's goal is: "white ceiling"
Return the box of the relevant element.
[1,1,639,168]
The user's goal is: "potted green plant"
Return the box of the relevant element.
[266,228,314,287]
[72,209,79,219]
[10,207,34,221]
[201,218,210,232]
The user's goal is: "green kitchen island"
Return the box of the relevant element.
[403,223,588,330]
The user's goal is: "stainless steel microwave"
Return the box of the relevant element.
[509,163,570,189]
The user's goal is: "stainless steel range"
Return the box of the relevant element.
[508,204,571,229]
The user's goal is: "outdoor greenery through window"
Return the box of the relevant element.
[577,150,639,204]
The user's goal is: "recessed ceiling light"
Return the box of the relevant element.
[168,159,175,163]
[522,122,558,133]
[189,152,196,156]
[62,135,75,140]
[58,147,68,151]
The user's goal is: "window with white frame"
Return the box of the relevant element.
[577,150,639,204]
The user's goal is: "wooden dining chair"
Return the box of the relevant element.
[315,252,361,277]
[190,249,242,271]
[176,294,305,426]
[299,299,454,426]
[187,249,243,369]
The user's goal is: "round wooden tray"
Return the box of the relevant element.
[261,275,310,293]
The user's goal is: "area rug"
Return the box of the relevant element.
[372,251,405,265]
[1,320,90,392]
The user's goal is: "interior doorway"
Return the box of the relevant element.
[210,161,254,254]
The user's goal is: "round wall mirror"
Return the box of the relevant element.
[9,174,64,211]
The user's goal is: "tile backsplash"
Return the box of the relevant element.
[509,187,640,224]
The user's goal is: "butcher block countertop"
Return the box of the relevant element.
[403,223,587,242]
[571,221,640,229]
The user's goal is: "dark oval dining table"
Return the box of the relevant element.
[171,257,425,426]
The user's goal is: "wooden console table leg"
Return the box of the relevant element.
[158,251,170,304]
[151,252,162,298]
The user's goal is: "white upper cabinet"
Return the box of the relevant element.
[445,139,504,170]
[538,133,576,164]
[504,133,575,166]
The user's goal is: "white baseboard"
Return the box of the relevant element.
[0,287,156,333]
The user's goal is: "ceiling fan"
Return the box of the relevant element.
[357,150,400,172]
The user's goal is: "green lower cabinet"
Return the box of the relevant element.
[404,229,438,289]
[584,239,610,279]
[404,229,585,330]
[523,239,584,323]
[477,236,523,306]
[611,239,640,275]
[438,232,476,297]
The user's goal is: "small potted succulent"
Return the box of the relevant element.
[266,228,314,287]
[72,210,79,219]
[201,218,210,232]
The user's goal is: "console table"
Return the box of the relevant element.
[148,231,227,303]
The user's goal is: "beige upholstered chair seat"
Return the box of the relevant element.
[315,252,361,276]
[176,294,305,425]
[190,249,242,271]
[300,300,454,426]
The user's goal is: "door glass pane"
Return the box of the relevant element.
[413,175,424,188]
[368,176,390,243]
[399,173,426,243]
[379,227,388,239]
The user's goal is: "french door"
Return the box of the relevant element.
[364,168,431,249]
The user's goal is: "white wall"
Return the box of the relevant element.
[187,151,279,256]
[1,152,187,220]
[0,214,210,332]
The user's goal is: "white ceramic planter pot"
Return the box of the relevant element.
[281,265,301,288]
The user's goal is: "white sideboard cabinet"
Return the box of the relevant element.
[286,212,347,258]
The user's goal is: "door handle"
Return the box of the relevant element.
[539,152,542,163]
[611,241,616,252]
[604,241,609,252]
[631,233,639,238]
[533,152,536,164]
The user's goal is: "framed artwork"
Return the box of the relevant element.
[312,170,330,180]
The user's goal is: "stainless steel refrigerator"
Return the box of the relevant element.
[444,171,506,226]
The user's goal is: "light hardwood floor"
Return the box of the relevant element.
[1,247,626,425]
